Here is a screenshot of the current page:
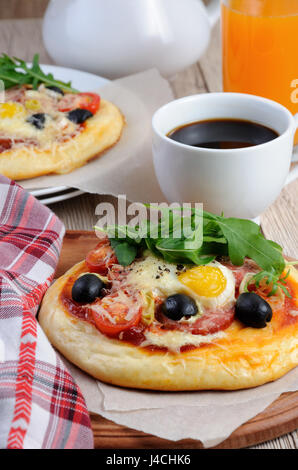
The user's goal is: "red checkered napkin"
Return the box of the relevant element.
[0,175,93,449]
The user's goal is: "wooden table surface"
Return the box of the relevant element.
[0,16,297,450]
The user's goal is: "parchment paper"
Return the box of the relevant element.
[64,358,297,448]
[20,69,172,203]
[22,67,297,447]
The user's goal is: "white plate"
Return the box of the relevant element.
[29,185,84,205]
[39,64,110,92]
[27,64,110,204]
[38,189,85,205]
[29,185,69,197]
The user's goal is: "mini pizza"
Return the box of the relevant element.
[0,84,124,180]
[39,235,298,391]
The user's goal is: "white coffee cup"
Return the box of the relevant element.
[152,93,298,219]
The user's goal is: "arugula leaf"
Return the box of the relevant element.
[97,206,288,296]
[198,241,228,257]
[245,269,292,298]
[267,240,283,252]
[0,53,79,93]
[109,239,138,266]
[214,217,285,274]
[145,237,161,257]
[203,235,227,244]
[203,218,223,237]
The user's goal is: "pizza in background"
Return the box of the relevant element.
[0,54,124,180]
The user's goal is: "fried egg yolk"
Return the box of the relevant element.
[0,102,25,119]
[125,256,236,313]
[179,266,227,298]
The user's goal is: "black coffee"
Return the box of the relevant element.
[167,119,279,149]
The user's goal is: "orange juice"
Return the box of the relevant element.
[222,0,298,143]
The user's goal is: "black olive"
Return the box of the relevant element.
[27,113,46,130]
[235,292,273,328]
[72,274,104,304]
[46,85,64,95]
[67,108,93,124]
[162,294,198,321]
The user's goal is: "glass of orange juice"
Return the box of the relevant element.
[222,0,298,143]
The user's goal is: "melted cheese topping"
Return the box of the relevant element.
[125,255,235,311]
[122,255,236,351]
[142,329,226,353]
[88,290,142,323]
[126,255,185,297]
[0,86,82,151]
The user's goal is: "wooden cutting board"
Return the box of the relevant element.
[56,230,298,449]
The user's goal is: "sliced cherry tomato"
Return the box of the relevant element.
[85,240,117,275]
[58,92,100,113]
[89,290,142,336]
[78,93,100,114]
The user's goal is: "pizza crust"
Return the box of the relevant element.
[0,99,124,180]
[39,261,298,391]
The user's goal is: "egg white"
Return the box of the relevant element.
[125,255,235,313]
[187,261,236,311]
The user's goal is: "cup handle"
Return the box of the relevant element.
[285,164,298,186]
[284,113,298,186]
[204,0,220,27]
[292,113,298,163]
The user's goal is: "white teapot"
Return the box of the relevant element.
[43,0,220,79]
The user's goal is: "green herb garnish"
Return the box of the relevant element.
[0,53,79,93]
[109,238,138,267]
[95,206,290,297]
[245,269,291,298]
